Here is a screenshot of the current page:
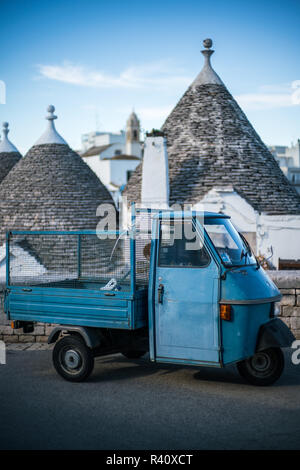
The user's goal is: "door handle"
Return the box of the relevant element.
[158,284,164,304]
[22,288,32,292]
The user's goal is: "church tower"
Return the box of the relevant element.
[125,111,141,158]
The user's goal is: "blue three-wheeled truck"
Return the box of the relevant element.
[5,208,295,385]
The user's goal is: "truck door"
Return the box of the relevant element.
[153,218,220,364]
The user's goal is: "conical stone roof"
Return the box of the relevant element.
[0,106,115,243]
[124,40,300,215]
[0,122,22,184]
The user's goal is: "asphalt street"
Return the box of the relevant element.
[0,348,299,450]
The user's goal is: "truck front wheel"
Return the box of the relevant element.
[53,336,94,382]
[237,347,284,386]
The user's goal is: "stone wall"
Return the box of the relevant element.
[1,271,300,342]
[0,284,54,343]
[269,271,300,340]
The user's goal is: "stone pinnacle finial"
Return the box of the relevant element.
[46,105,57,121]
[203,38,213,49]
[33,104,67,146]
[2,122,9,138]
[201,38,214,60]
[0,121,20,153]
[200,38,215,73]
[191,38,223,87]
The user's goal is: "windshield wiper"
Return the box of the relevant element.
[221,234,259,279]
[240,248,248,264]
[239,232,260,270]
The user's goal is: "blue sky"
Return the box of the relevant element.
[1,0,300,154]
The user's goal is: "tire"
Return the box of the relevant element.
[237,347,284,386]
[122,350,147,359]
[52,335,94,382]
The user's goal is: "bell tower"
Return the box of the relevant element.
[126,111,141,158]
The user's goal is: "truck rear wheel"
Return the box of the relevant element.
[53,336,94,382]
[237,347,284,386]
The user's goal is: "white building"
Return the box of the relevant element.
[81,130,126,156]
[81,112,142,202]
[269,141,300,194]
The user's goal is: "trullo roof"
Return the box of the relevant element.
[124,39,300,215]
[0,122,22,184]
[0,105,115,242]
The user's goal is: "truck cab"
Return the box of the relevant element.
[148,211,286,375]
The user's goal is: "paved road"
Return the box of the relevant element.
[0,348,299,450]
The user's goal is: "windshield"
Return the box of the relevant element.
[202,217,256,267]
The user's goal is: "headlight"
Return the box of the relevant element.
[274,302,281,317]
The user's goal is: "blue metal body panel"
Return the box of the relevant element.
[148,235,158,362]
[7,284,148,330]
[221,303,271,364]
[219,265,281,364]
[148,215,221,365]
[220,266,281,303]
[154,265,220,364]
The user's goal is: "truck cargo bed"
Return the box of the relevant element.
[6,282,148,330]
[4,228,151,331]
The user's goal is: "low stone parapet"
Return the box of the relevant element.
[269,271,300,339]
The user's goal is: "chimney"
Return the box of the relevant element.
[141,132,169,208]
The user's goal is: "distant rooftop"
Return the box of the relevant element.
[81,144,112,157]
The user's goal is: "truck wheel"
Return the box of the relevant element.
[122,350,147,359]
[237,347,284,386]
[53,336,94,382]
